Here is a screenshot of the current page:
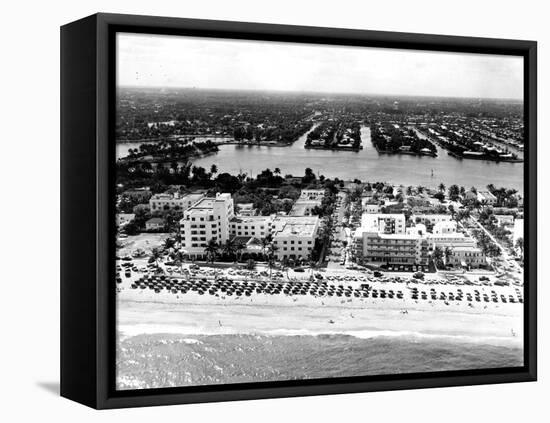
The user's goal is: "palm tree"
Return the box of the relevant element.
[204,239,219,263]
[261,234,273,261]
[222,238,237,261]
[148,247,163,268]
[281,257,290,279]
[235,241,246,262]
[274,167,281,175]
[210,164,218,176]
[163,237,175,252]
[444,247,453,266]
[266,243,279,279]
[170,250,186,274]
[448,205,456,218]
[432,246,443,268]
[173,228,183,250]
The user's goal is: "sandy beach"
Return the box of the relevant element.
[117,279,523,348]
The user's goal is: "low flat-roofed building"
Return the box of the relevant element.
[235,202,257,216]
[361,200,380,214]
[145,217,165,231]
[428,232,477,249]
[412,213,451,226]
[149,192,204,212]
[477,190,497,205]
[432,220,457,235]
[448,246,486,268]
[271,216,319,260]
[290,199,322,216]
[122,187,152,202]
[494,214,514,226]
[116,213,135,228]
[299,189,325,201]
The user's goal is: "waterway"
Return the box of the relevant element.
[116,125,524,193]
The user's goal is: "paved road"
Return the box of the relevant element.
[470,216,522,274]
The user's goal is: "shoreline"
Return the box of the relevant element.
[116,287,523,348]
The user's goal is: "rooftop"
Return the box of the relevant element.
[273,216,319,238]
[231,215,271,224]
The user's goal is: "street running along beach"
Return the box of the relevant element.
[116,286,523,390]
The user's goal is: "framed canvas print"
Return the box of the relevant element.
[60,13,537,409]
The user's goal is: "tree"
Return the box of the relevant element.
[266,243,279,279]
[235,241,246,262]
[170,250,186,274]
[438,182,446,193]
[433,192,445,202]
[148,247,163,268]
[303,167,316,184]
[448,184,460,201]
[222,238,237,261]
[163,237,176,252]
[204,239,219,263]
[456,209,470,223]
[281,257,290,279]
[210,164,218,177]
[448,205,456,218]
[444,247,453,266]
[432,246,444,267]
[261,234,273,261]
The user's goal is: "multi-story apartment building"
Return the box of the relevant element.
[353,212,483,268]
[360,213,406,234]
[150,192,204,213]
[180,193,234,258]
[356,232,430,266]
[230,215,271,239]
[271,216,319,260]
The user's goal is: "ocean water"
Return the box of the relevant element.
[116,333,523,390]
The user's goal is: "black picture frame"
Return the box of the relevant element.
[60,12,537,409]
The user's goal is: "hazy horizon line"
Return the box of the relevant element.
[117,84,524,102]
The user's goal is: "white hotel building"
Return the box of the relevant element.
[179,192,321,260]
[353,213,486,268]
[271,216,319,260]
[180,193,234,259]
[230,215,271,239]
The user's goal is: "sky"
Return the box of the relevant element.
[117,32,524,100]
